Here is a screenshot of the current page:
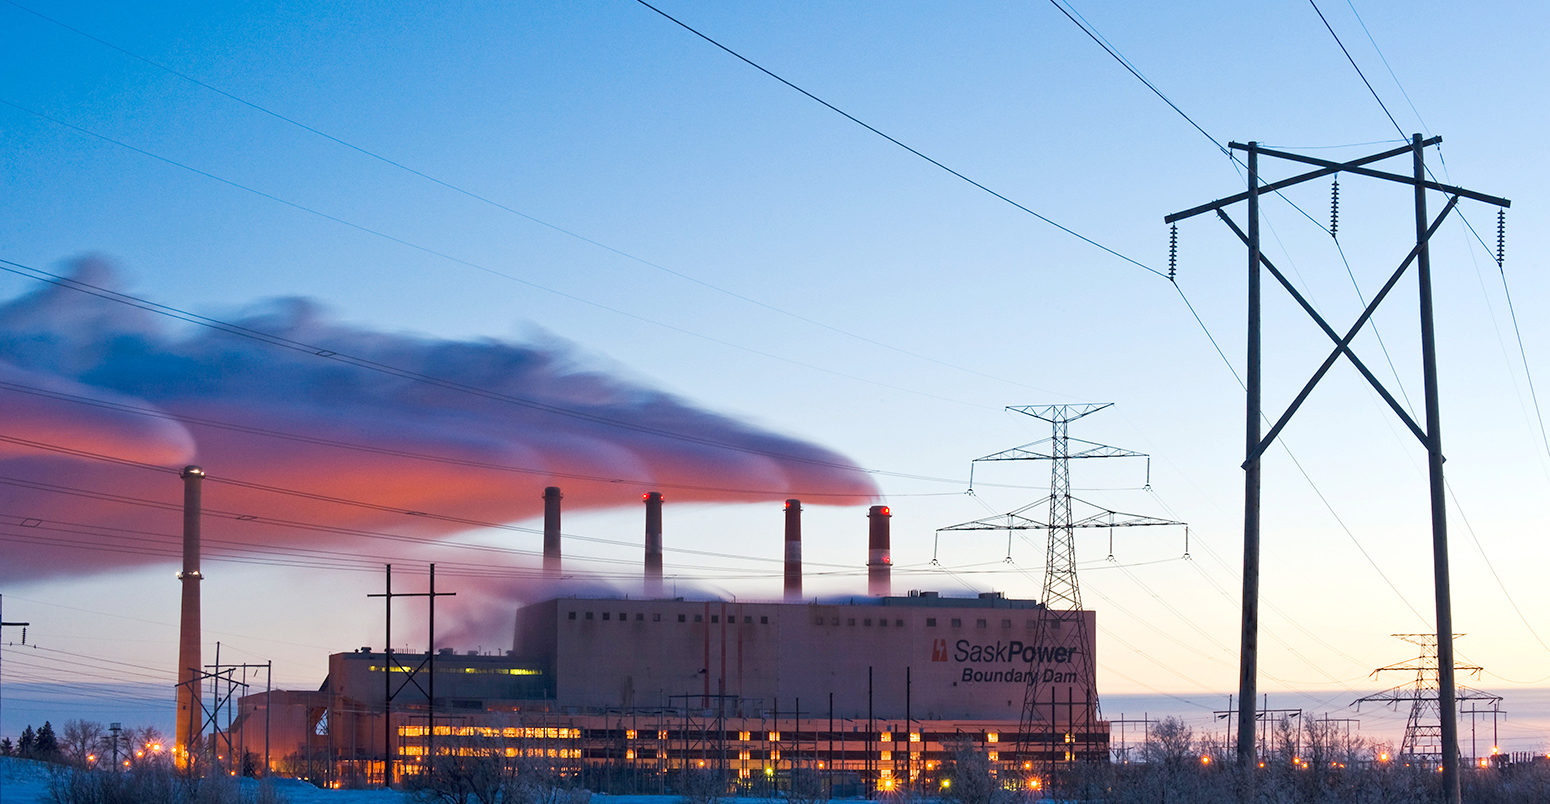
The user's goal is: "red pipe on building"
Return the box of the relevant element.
[867,505,891,597]
[784,499,802,601]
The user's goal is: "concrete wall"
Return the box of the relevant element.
[518,596,1096,723]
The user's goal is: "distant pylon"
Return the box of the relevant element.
[1354,634,1500,763]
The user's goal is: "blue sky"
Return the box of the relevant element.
[1,1,1547,752]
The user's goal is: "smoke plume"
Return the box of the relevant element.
[0,259,879,594]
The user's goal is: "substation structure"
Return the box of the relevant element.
[234,593,1105,791]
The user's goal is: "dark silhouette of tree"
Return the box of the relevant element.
[19,725,36,758]
[34,720,61,761]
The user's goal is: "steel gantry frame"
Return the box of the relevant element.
[1166,135,1509,804]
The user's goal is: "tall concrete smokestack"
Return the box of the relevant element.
[784,499,802,601]
[174,465,204,769]
[543,486,562,578]
[867,504,891,597]
[643,492,663,597]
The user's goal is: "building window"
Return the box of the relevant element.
[711,615,719,624]
[694,614,703,623]
[847,618,856,626]
[760,616,769,624]
[880,619,888,627]
[585,612,594,621]
[896,619,904,627]
[926,618,937,627]
[976,619,987,628]
[951,618,962,628]
[744,616,753,624]
[678,614,686,623]
[864,618,872,626]
[653,613,661,622]
[602,612,610,621]
[830,617,839,625]
[1002,619,1012,629]
[620,612,627,621]
[568,611,577,620]
[636,613,644,621]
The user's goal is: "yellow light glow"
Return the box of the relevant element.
[986,732,999,743]
[1200,756,1210,765]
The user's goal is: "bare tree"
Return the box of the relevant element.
[58,720,104,767]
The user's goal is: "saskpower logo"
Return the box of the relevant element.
[950,639,1080,685]
[931,639,949,662]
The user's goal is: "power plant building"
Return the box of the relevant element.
[235,593,1106,789]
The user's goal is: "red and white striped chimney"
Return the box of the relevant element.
[643,492,664,596]
[867,504,891,597]
[783,499,802,601]
[542,486,562,578]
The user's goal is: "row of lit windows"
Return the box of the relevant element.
[567,610,771,625]
[399,746,582,759]
[367,665,541,676]
[399,726,580,739]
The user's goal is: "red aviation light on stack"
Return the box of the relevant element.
[867,504,891,597]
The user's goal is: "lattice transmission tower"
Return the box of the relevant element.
[1354,634,1499,764]
[938,404,1183,779]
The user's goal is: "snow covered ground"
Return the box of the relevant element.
[0,757,774,804]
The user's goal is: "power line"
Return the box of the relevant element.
[631,0,1166,280]
[0,98,1001,415]
[0,0,1064,403]
[0,255,947,485]
[1307,0,1404,135]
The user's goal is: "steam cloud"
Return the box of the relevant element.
[0,259,879,599]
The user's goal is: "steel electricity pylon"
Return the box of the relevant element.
[1355,634,1499,763]
[1166,135,1509,804]
[938,403,1182,780]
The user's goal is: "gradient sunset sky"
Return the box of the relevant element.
[1,1,1546,752]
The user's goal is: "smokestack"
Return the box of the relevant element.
[784,499,802,601]
[867,504,891,597]
[643,492,663,597]
[174,465,204,769]
[543,486,562,578]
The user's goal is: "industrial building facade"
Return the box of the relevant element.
[235,592,1106,790]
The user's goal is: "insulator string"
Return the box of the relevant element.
[1496,209,1506,267]
[1167,224,1178,281]
[1330,176,1340,238]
